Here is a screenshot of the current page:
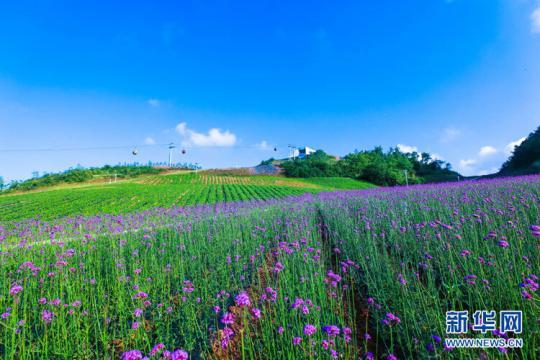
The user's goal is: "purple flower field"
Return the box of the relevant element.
[1,176,538,358]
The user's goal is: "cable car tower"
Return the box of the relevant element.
[168,143,176,167]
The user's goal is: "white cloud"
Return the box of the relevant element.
[441,127,461,143]
[504,137,526,155]
[532,5,540,33]
[397,144,446,162]
[175,122,237,147]
[459,158,477,171]
[397,144,418,153]
[258,140,271,150]
[147,99,160,107]
[144,137,156,145]
[477,167,499,176]
[478,145,497,157]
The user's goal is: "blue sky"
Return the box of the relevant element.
[1,0,539,182]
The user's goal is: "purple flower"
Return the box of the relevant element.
[122,350,144,360]
[293,337,302,345]
[385,312,401,324]
[273,262,284,273]
[322,325,340,337]
[264,287,277,302]
[1,312,10,319]
[131,321,140,330]
[169,349,189,360]
[251,308,261,319]
[291,298,304,309]
[460,249,471,257]
[221,312,235,325]
[498,240,509,248]
[9,284,23,296]
[235,292,251,307]
[42,310,54,324]
[303,324,317,336]
[134,308,143,317]
[133,292,148,300]
[149,343,165,356]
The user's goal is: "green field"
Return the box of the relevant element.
[0,172,374,221]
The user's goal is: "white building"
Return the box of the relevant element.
[290,146,316,159]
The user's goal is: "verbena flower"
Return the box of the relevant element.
[9,284,23,296]
[169,349,189,360]
[149,343,165,356]
[221,312,235,325]
[235,292,250,307]
[251,308,261,319]
[322,325,340,337]
[42,310,54,324]
[122,350,143,360]
[303,324,317,336]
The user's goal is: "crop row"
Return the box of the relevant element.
[0,184,315,222]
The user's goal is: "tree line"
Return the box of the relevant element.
[278,147,459,186]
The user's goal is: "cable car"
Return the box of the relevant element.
[132,149,139,155]
[274,147,277,152]
[181,148,186,155]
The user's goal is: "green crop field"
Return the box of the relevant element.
[0,172,374,221]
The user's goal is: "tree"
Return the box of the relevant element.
[500,126,540,175]
[281,150,338,178]
[259,158,275,166]
[0,176,4,190]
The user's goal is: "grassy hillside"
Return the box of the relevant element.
[0,172,374,221]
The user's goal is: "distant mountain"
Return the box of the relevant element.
[499,125,540,175]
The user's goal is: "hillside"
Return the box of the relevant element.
[277,148,461,185]
[499,125,540,175]
[0,171,374,221]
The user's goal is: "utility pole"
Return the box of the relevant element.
[168,143,176,167]
[288,144,297,159]
[404,170,409,186]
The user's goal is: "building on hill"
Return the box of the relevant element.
[290,146,316,159]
